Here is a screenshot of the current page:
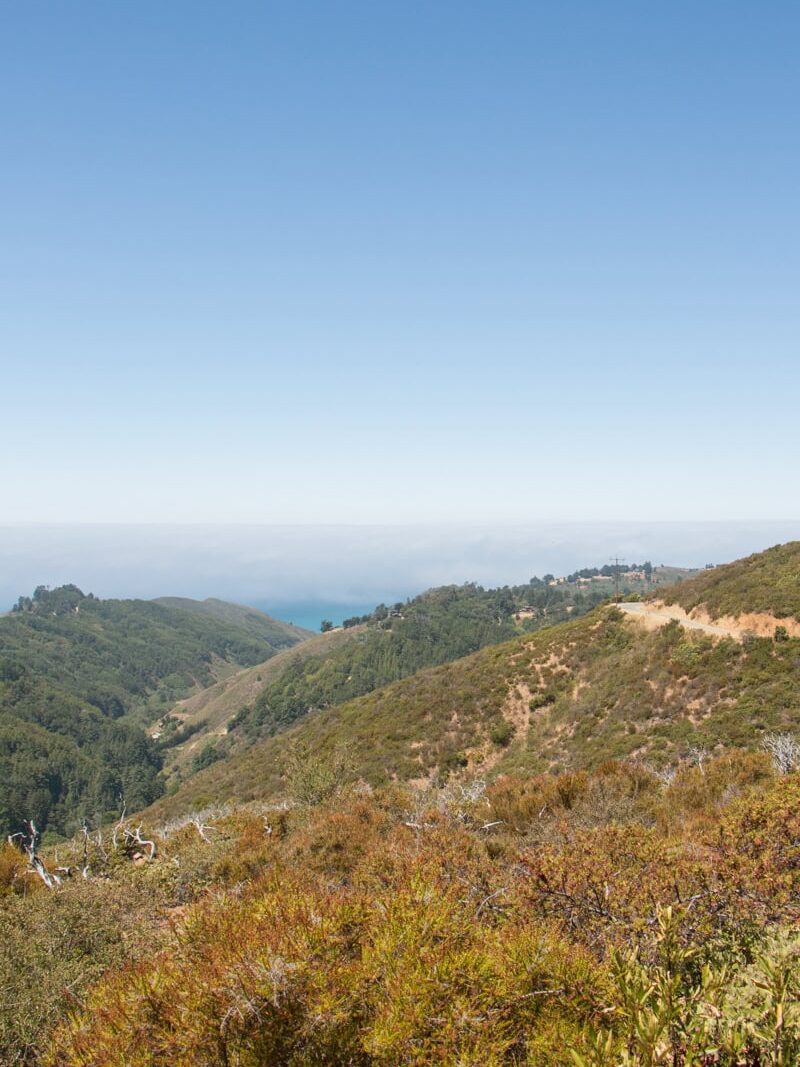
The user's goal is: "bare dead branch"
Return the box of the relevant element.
[18,821,61,889]
[123,823,156,860]
[762,732,800,774]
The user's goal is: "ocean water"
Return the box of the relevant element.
[252,600,390,633]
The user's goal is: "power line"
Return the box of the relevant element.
[609,557,626,601]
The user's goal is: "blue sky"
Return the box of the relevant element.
[2,2,798,523]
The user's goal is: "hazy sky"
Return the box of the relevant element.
[2,3,798,523]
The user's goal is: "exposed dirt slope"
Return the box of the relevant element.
[621,600,800,640]
[619,602,743,639]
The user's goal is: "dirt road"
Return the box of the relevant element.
[618,601,742,640]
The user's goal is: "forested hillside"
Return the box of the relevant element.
[5,585,305,718]
[0,585,308,838]
[0,673,163,839]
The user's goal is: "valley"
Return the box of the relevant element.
[0,586,311,838]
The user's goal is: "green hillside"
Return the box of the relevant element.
[0,585,310,838]
[5,585,308,722]
[0,676,163,838]
[150,550,800,820]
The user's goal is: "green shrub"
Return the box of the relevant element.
[489,720,514,747]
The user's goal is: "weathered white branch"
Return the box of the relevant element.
[686,745,711,774]
[20,821,61,889]
[762,732,800,774]
[123,823,156,860]
[111,805,127,850]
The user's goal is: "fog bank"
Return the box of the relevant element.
[1,522,798,614]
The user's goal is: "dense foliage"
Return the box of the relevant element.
[0,586,306,838]
[4,753,800,1064]
[0,677,163,837]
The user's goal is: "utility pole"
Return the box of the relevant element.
[609,557,626,602]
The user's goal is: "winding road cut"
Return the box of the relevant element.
[619,601,743,640]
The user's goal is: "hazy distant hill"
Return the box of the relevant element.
[152,596,312,645]
[148,544,800,821]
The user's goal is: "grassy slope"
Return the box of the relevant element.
[221,573,697,744]
[657,541,800,620]
[156,580,600,777]
[149,545,800,820]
